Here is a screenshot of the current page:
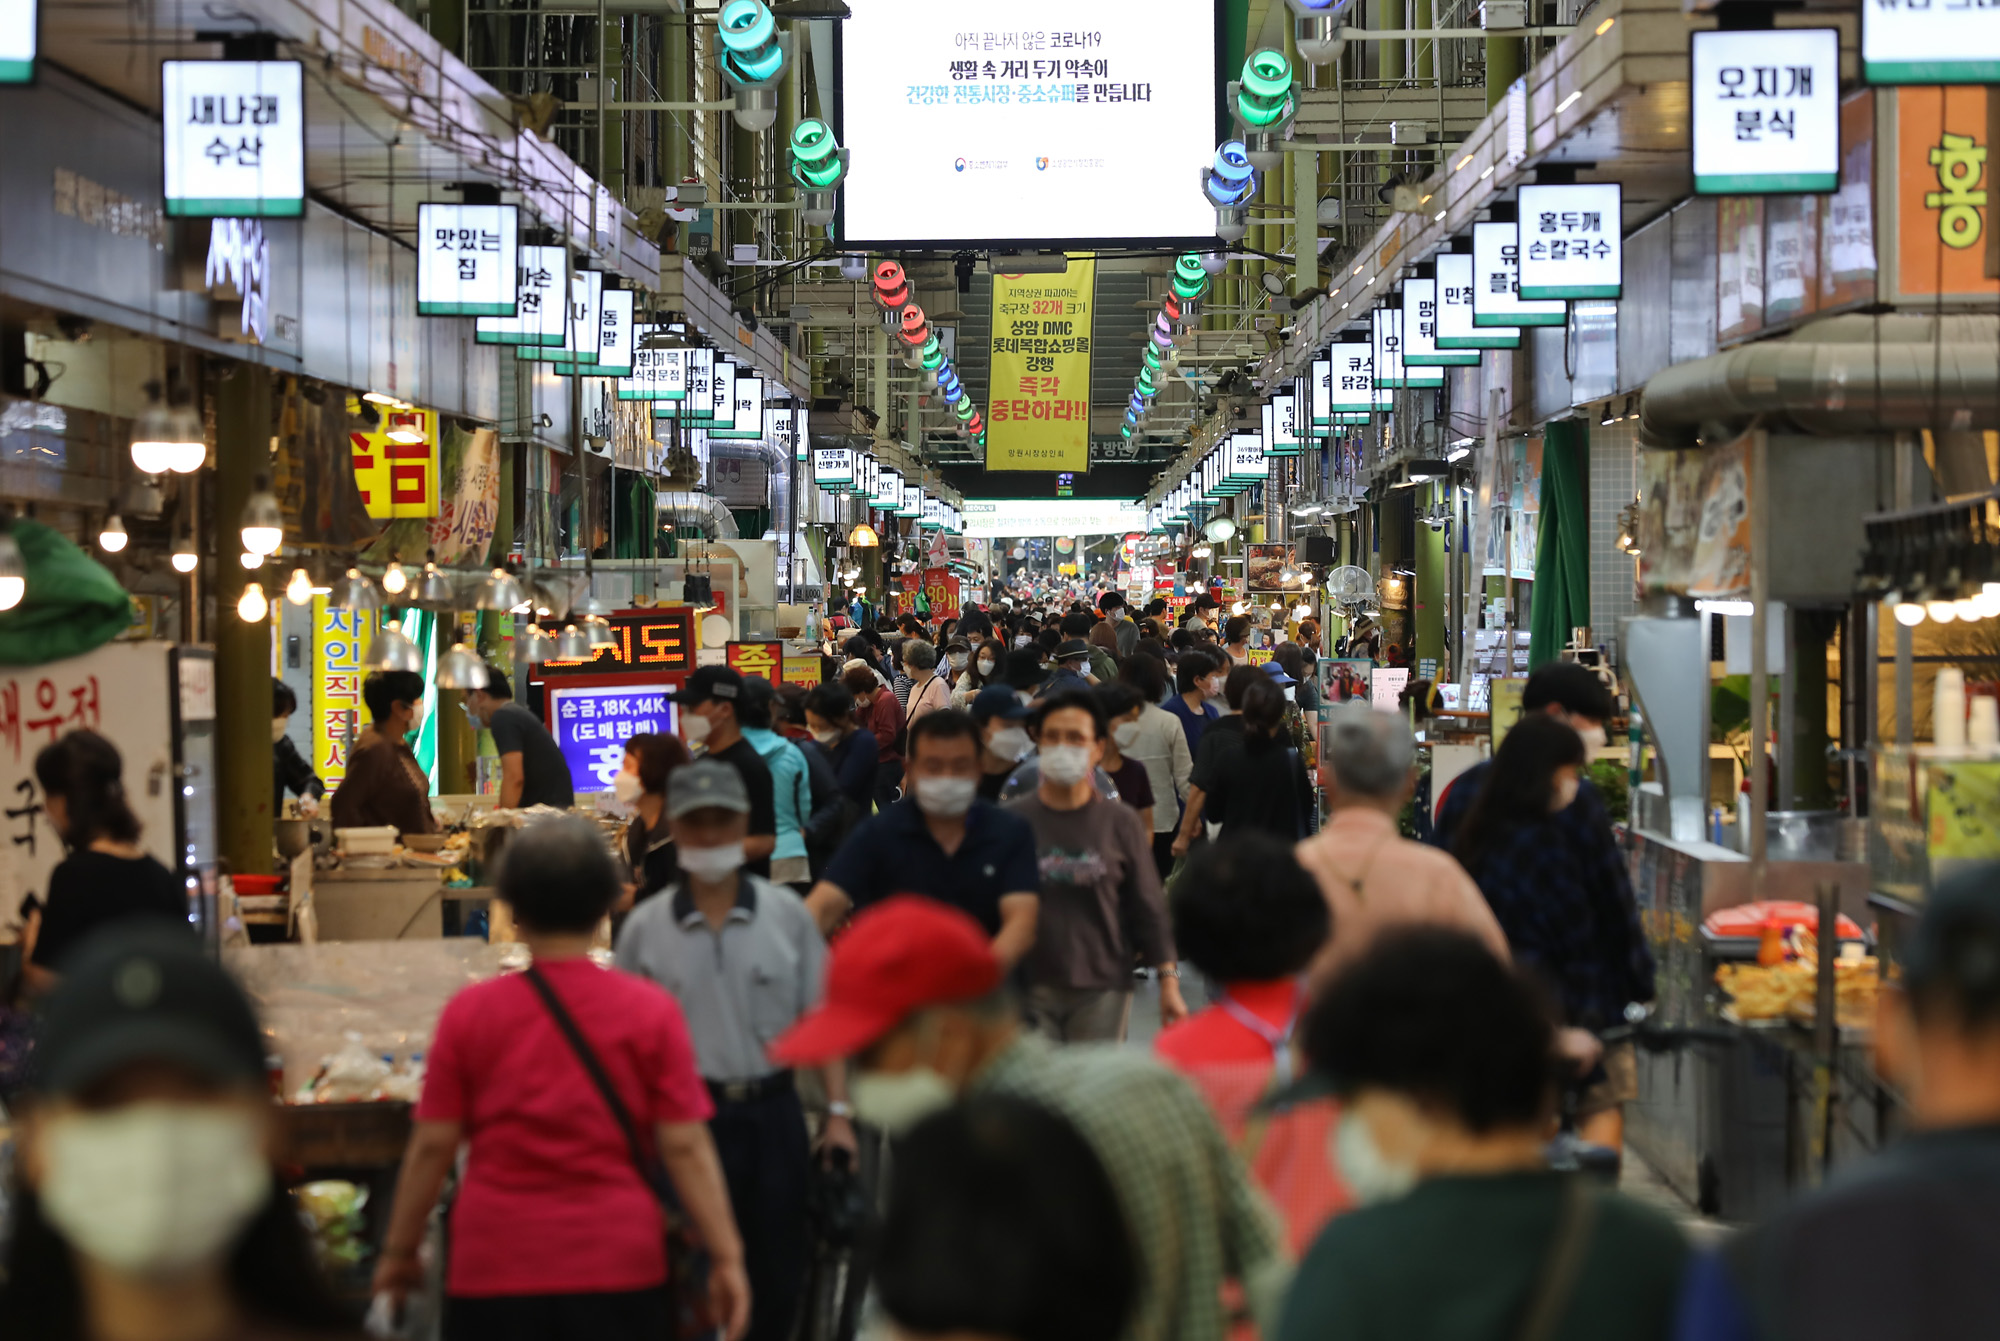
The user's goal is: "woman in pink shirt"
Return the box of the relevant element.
[374,816,749,1341]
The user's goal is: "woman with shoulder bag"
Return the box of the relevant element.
[375,816,750,1341]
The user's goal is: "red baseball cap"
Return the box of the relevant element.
[769,896,1002,1067]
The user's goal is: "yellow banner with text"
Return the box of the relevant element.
[985,256,1095,472]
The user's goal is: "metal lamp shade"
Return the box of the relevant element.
[368,620,423,673]
[329,567,382,611]
[553,624,595,660]
[519,625,554,664]
[476,567,526,610]
[415,563,457,609]
[436,643,491,691]
[583,615,618,648]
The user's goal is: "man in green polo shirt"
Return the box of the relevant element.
[1278,928,1689,1341]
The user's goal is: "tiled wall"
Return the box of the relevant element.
[1588,418,1639,665]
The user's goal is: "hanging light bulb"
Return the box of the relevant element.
[475,566,526,610]
[129,401,178,475]
[519,625,554,664]
[1893,601,1927,626]
[97,514,128,553]
[239,551,263,569]
[237,581,268,623]
[849,522,880,547]
[286,566,314,605]
[381,555,408,596]
[164,405,207,473]
[1958,596,1985,621]
[239,473,283,555]
[436,642,491,690]
[0,522,24,612]
[171,533,199,574]
[384,423,426,446]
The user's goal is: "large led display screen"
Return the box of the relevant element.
[837,0,1217,246]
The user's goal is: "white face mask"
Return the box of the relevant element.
[1332,1110,1419,1207]
[1204,676,1227,698]
[271,716,289,745]
[851,1067,956,1136]
[1112,721,1142,751]
[948,652,969,671]
[1283,685,1296,702]
[988,725,1033,761]
[1552,774,1581,812]
[679,841,745,882]
[39,1103,270,1278]
[809,726,840,746]
[683,712,712,746]
[1014,635,1033,648]
[976,656,996,677]
[1576,722,1609,752]
[612,770,645,805]
[1040,744,1093,787]
[913,775,978,818]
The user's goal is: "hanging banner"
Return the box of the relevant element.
[416,203,519,316]
[161,60,304,217]
[475,245,567,346]
[1691,29,1841,194]
[312,597,381,792]
[1436,251,1520,348]
[922,568,960,620]
[986,255,1096,472]
[347,397,440,520]
[1516,183,1624,299]
[1472,220,1567,326]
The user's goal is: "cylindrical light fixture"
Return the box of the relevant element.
[171,532,199,573]
[239,473,284,556]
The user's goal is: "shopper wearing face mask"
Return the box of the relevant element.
[1091,683,1156,834]
[769,896,1290,1341]
[1432,660,1618,847]
[1452,711,1655,1151]
[463,664,574,810]
[840,665,903,813]
[377,816,749,1341]
[1114,654,1194,878]
[670,666,779,879]
[1010,690,1184,1042]
[616,762,854,1341]
[1164,648,1225,758]
[806,710,1040,969]
[1275,928,1689,1341]
[329,669,439,837]
[803,683,877,815]
[942,636,973,687]
[970,685,1036,803]
[618,731,693,911]
[270,677,322,818]
[4,924,361,1341]
[950,637,1007,709]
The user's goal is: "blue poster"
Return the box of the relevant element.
[547,684,678,794]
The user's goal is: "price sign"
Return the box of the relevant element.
[1515,183,1623,300]
[162,60,304,217]
[416,203,519,316]
[548,685,677,794]
[1692,29,1840,194]
[922,568,960,619]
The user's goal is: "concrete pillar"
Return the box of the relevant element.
[1293,147,1318,294]
[1486,35,1521,110]
[213,369,274,878]
[661,13,691,188]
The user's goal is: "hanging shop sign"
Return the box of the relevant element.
[534,608,697,680]
[547,684,676,793]
[1472,220,1566,327]
[986,255,1095,473]
[1226,431,1268,489]
[724,641,783,683]
[709,360,739,431]
[1692,29,1840,195]
[1436,251,1519,348]
[415,203,519,316]
[1865,0,2000,85]
[872,465,903,510]
[851,453,877,500]
[533,267,603,364]
[1883,85,2000,306]
[1262,394,1303,457]
[1325,337,1377,423]
[347,397,440,520]
[921,496,946,529]
[619,330,686,400]
[899,484,923,518]
[1402,277,1480,366]
[1311,355,1333,427]
[679,348,717,420]
[1515,183,1623,299]
[1371,306,1404,389]
[161,60,304,217]
[768,405,804,460]
[711,372,762,440]
[813,446,855,487]
[205,217,269,344]
[0,0,35,83]
[475,245,567,346]
[562,289,632,377]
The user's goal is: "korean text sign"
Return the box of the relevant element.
[348,398,440,520]
[987,256,1096,472]
[549,686,676,793]
[312,599,380,790]
[475,245,568,346]
[416,203,519,316]
[1472,220,1566,327]
[1889,85,2000,306]
[1692,29,1839,195]
[161,60,304,218]
[533,609,697,680]
[725,641,783,683]
[1436,251,1520,349]
[1516,183,1623,300]
[1865,0,2000,85]
[0,0,35,82]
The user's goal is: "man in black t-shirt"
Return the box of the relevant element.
[669,665,777,878]
[465,667,574,810]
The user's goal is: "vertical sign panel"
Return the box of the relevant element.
[1692,29,1840,194]
[1473,220,1568,326]
[986,256,1096,472]
[1437,251,1520,348]
[475,245,567,345]
[162,60,305,217]
[312,597,380,792]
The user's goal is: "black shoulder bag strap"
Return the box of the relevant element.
[521,966,676,1209]
[1514,1176,1600,1341]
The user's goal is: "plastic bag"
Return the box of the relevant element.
[363,1293,408,1339]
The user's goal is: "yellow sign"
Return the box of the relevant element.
[310,596,381,791]
[986,255,1095,472]
[346,396,441,520]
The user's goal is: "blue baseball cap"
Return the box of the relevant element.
[970,684,1031,724]
[1263,660,1297,687]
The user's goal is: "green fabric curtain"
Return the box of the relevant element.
[0,520,135,665]
[1528,420,1591,670]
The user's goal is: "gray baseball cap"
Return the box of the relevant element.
[666,758,752,820]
